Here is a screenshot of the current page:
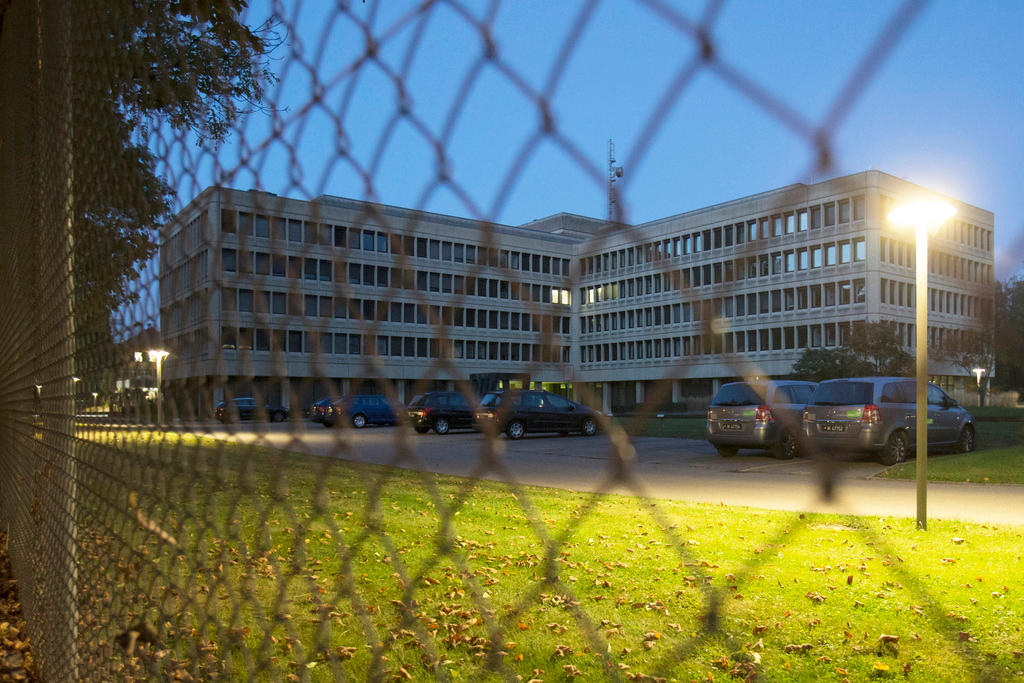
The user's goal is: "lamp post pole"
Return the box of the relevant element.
[889,200,956,531]
[914,223,929,530]
[148,349,169,426]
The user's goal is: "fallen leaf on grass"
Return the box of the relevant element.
[784,643,813,654]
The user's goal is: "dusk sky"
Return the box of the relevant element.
[158,1,1024,279]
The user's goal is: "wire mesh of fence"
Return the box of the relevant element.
[0,0,1011,681]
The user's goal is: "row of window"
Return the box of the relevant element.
[879,278,991,318]
[221,288,571,332]
[220,208,570,274]
[216,327,568,363]
[580,280,867,335]
[581,196,865,276]
[581,238,866,305]
[580,321,866,364]
[219,249,571,305]
[580,321,971,364]
[878,236,993,284]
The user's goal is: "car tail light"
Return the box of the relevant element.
[706,408,713,420]
[754,405,774,423]
[421,406,434,417]
[802,407,810,423]
[861,404,881,424]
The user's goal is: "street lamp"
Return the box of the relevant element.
[972,368,986,407]
[91,392,98,412]
[888,199,956,530]
[148,349,169,426]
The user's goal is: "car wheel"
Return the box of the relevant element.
[433,417,450,435]
[414,425,430,434]
[773,430,798,460]
[352,413,367,429]
[880,430,907,466]
[506,420,525,440]
[581,417,597,437]
[715,445,737,457]
[271,410,286,423]
[957,425,976,453]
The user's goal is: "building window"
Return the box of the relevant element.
[838,199,851,223]
[853,278,866,304]
[221,210,236,233]
[824,283,836,306]
[839,281,851,305]
[238,289,253,312]
[222,248,237,272]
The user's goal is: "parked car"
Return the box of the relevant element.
[802,377,976,465]
[474,389,598,439]
[308,397,334,424]
[215,397,288,423]
[705,380,817,459]
[407,391,475,434]
[323,394,397,428]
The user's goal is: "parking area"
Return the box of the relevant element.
[189,421,1024,524]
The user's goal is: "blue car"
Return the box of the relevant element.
[323,394,397,428]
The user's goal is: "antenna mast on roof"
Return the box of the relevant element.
[608,139,623,223]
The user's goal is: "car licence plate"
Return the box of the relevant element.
[821,423,846,433]
[721,422,743,431]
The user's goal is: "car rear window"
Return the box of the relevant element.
[712,383,762,406]
[780,385,815,404]
[408,395,424,407]
[811,381,873,406]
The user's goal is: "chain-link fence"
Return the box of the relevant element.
[0,0,1016,680]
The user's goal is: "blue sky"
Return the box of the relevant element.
[160,0,1024,278]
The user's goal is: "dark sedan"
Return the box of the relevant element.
[215,397,288,423]
[474,389,598,439]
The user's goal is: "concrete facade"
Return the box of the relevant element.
[159,171,994,414]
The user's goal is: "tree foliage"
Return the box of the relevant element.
[72,0,275,320]
[992,278,1024,390]
[845,321,913,376]
[791,322,910,382]
[790,347,870,383]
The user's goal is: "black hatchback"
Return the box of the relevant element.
[407,391,475,435]
[474,389,598,440]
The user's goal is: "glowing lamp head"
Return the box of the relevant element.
[887,200,956,234]
[148,349,169,363]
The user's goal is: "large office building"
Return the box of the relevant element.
[159,170,994,413]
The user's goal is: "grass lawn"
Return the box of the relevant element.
[80,430,1024,681]
[618,416,707,440]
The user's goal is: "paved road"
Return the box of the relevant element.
[199,422,1024,527]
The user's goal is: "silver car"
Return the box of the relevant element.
[802,377,976,465]
[706,380,817,459]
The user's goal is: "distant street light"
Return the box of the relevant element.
[888,199,957,531]
[973,368,986,407]
[91,392,98,412]
[148,349,170,426]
